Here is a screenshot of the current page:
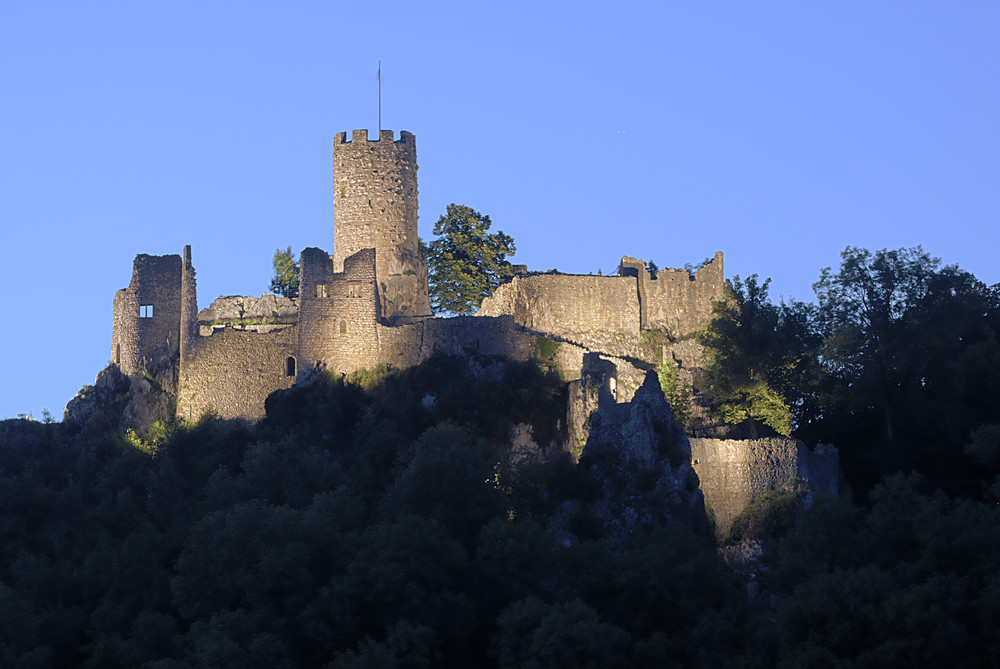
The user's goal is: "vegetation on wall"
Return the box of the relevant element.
[655,359,692,430]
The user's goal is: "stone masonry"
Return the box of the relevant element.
[333,130,431,323]
[690,438,840,533]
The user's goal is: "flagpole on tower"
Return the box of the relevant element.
[378,60,382,133]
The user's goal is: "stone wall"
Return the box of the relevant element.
[333,130,431,322]
[177,325,298,421]
[477,274,641,342]
[112,253,182,374]
[297,246,381,377]
[112,288,140,373]
[622,251,724,338]
[689,437,839,533]
[476,254,723,346]
[645,252,725,337]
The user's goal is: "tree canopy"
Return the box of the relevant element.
[426,204,516,315]
[2,244,1000,665]
[698,275,819,437]
[699,246,1000,497]
[270,246,300,298]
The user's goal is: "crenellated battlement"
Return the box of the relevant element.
[332,128,428,322]
[334,129,416,147]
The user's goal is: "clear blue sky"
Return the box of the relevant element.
[1,1,998,420]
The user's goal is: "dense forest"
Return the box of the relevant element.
[1,246,999,667]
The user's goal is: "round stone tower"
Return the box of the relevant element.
[333,129,432,323]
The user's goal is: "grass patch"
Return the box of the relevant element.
[344,364,396,389]
[639,328,671,360]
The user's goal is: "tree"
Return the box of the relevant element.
[699,275,822,437]
[810,246,1000,495]
[269,247,299,298]
[426,204,515,315]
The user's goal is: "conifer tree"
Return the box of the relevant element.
[427,204,516,315]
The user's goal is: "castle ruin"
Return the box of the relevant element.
[110,128,836,524]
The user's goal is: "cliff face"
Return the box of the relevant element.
[549,371,707,548]
[64,356,177,435]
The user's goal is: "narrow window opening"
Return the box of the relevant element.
[140,304,153,318]
[340,320,347,334]
[347,283,362,298]
[286,357,296,377]
[115,344,121,366]
[316,283,329,298]
[340,178,348,199]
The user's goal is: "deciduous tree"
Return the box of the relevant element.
[699,275,820,437]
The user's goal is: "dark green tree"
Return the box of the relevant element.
[809,246,1000,495]
[269,246,300,298]
[427,204,516,315]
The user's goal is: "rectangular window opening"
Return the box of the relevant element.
[140,304,154,318]
[316,284,329,298]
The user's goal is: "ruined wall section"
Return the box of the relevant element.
[565,353,659,457]
[297,246,381,377]
[112,289,140,373]
[177,325,297,421]
[333,130,431,323]
[642,251,724,338]
[111,253,182,374]
[180,245,198,364]
[477,274,641,349]
[689,437,839,533]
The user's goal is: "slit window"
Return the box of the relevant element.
[340,178,348,199]
[286,357,296,377]
[140,304,153,318]
[316,284,329,298]
[340,320,347,334]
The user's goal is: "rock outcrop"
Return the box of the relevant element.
[198,294,298,323]
[550,371,706,547]
[64,355,178,435]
